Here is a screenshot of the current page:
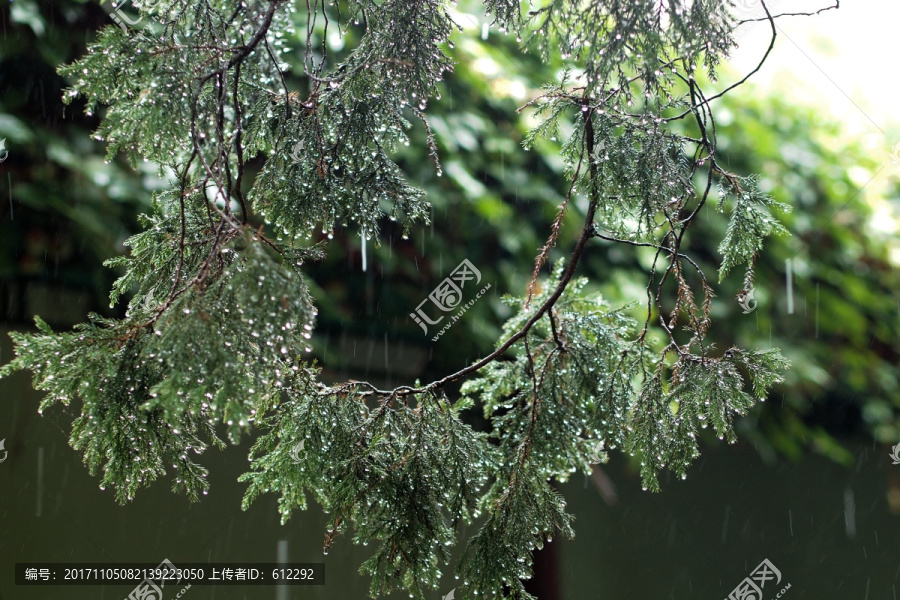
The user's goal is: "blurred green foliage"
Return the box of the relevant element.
[701,93,900,456]
[0,0,158,304]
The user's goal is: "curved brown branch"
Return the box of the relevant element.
[330,101,601,400]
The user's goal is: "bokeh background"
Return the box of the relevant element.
[1,1,899,598]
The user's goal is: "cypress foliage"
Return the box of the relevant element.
[1,0,833,597]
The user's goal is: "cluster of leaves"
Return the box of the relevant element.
[0,0,837,598]
[0,226,318,498]
[1,314,222,503]
[241,380,496,597]
[525,97,696,240]
[523,0,735,93]
[463,265,787,496]
[248,77,432,241]
[716,172,791,281]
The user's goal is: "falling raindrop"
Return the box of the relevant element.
[361,231,367,273]
[786,258,794,314]
[36,447,45,517]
